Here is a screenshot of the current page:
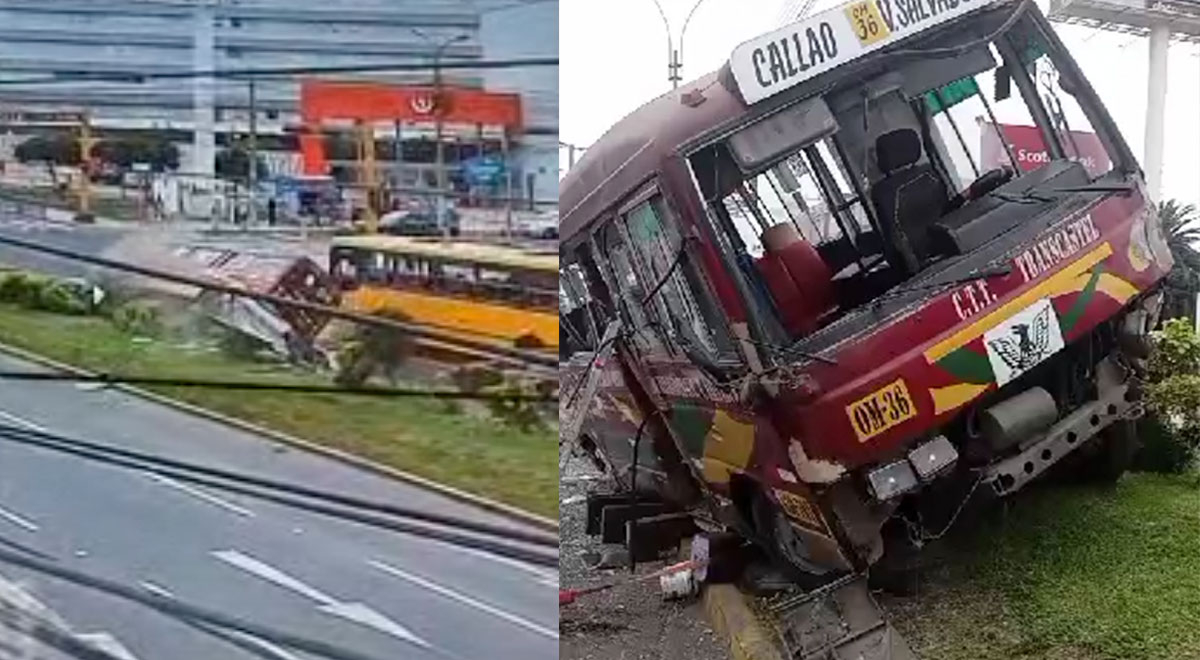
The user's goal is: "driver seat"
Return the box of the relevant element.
[869,128,948,271]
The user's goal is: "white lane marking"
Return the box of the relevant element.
[370,559,558,640]
[213,550,428,648]
[148,473,255,518]
[138,581,174,599]
[453,545,558,587]
[213,550,335,605]
[0,409,49,433]
[224,631,303,660]
[0,504,38,532]
[317,602,428,647]
[75,633,141,660]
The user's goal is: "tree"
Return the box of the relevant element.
[215,146,268,182]
[94,135,179,172]
[14,134,80,188]
[1157,200,1200,320]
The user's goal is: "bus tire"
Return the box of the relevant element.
[751,492,843,591]
[1085,419,1140,483]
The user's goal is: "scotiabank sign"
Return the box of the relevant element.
[981,123,1109,177]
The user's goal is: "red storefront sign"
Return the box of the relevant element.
[300,80,523,128]
[981,123,1110,177]
[298,80,523,175]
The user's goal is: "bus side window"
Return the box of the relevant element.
[622,195,735,361]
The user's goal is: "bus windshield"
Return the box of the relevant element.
[690,4,1126,340]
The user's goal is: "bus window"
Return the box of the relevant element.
[602,219,652,335]
[623,195,735,361]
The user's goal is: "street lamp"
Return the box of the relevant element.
[648,0,708,89]
[411,29,470,240]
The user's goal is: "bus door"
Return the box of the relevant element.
[605,187,749,494]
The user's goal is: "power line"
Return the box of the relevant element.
[0,371,558,402]
[0,424,559,556]
[0,543,409,660]
[0,57,559,88]
[0,232,558,370]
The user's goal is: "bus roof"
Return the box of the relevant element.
[559,0,1015,246]
[331,235,560,272]
[559,70,747,245]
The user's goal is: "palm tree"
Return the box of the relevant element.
[1157,199,1200,320]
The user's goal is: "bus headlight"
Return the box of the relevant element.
[866,460,919,501]
[907,435,958,481]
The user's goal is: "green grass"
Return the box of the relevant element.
[0,305,557,517]
[886,473,1200,660]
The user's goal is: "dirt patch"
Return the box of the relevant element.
[559,454,730,660]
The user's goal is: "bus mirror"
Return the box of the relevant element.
[995,66,1012,102]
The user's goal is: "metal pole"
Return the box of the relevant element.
[247,78,258,229]
[676,0,706,88]
[1145,22,1170,203]
[648,0,677,89]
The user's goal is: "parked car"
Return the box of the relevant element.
[513,212,558,239]
[377,208,461,237]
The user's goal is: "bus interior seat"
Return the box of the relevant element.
[756,222,835,336]
[754,253,812,336]
[870,128,948,265]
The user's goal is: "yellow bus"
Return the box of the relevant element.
[329,235,559,349]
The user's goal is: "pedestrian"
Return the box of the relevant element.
[267,197,277,226]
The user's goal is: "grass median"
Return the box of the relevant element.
[885,472,1200,660]
[0,303,557,518]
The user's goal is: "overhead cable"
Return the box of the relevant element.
[0,424,559,557]
[0,544,401,660]
[0,57,558,88]
[0,371,557,402]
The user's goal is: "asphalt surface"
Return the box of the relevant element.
[0,351,558,660]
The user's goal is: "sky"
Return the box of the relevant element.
[560,0,1200,208]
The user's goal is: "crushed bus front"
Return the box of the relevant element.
[559,0,1172,586]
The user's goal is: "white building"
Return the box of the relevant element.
[0,0,557,207]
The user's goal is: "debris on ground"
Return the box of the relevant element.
[559,456,730,660]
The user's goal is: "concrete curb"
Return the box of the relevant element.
[0,340,559,533]
[703,584,784,660]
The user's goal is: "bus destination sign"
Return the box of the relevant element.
[729,0,1001,104]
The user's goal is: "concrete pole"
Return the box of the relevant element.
[247,78,258,228]
[434,57,448,242]
[1144,23,1170,203]
[502,129,512,239]
[193,2,216,195]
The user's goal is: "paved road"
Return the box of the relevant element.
[0,352,558,660]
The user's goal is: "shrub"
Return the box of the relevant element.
[333,311,416,388]
[0,272,94,315]
[1140,318,1200,472]
[111,300,164,337]
[36,281,89,315]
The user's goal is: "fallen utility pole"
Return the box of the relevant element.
[0,233,557,370]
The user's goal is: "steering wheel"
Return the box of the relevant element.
[944,166,1017,212]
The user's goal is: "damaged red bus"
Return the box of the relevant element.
[560,0,1173,585]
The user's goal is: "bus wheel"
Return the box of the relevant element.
[751,493,842,590]
[1083,419,1140,483]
